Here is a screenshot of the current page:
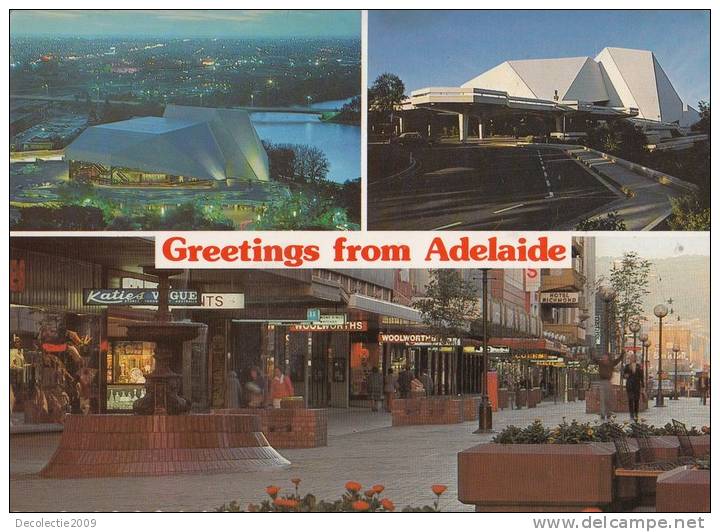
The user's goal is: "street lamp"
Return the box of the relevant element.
[474,268,493,433]
[672,344,680,401]
[627,320,641,386]
[653,304,669,407]
[639,332,649,389]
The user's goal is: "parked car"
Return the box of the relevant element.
[391,132,433,147]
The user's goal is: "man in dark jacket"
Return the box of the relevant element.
[367,366,384,412]
[622,354,644,421]
[398,365,413,399]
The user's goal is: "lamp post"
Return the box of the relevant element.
[474,269,492,433]
[654,304,669,407]
[628,320,641,386]
[639,333,649,389]
[672,344,680,400]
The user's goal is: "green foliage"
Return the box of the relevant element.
[369,73,406,120]
[692,101,710,137]
[575,211,627,231]
[13,205,106,230]
[492,418,707,444]
[606,251,652,351]
[413,269,480,335]
[667,194,711,231]
[254,192,358,230]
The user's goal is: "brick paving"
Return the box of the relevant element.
[10,397,709,512]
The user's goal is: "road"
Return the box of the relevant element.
[368,144,619,230]
[10,398,709,512]
[368,143,691,231]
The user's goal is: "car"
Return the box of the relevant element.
[391,132,433,147]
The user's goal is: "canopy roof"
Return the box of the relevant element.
[66,105,269,181]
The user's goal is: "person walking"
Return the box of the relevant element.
[225,370,241,408]
[597,351,624,421]
[398,365,413,399]
[622,354,644,422]
[420,370,434,396]
[367,366,384,412]
[244,366,265,408]
[697,372,710,406]
[383,368,397,412]
[270,367,293,409]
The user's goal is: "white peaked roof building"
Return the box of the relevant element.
[460,47,699,127]
[66,105,270,181]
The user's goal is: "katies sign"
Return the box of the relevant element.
[83,288,200,306]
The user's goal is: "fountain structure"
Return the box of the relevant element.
[41,268,290,478]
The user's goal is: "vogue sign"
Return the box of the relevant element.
[83,289,200,306]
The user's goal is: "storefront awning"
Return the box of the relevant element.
[490,337,570,356]
[347,294,422,323]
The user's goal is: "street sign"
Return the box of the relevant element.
[307,308,320,322]
[84,288,200,306]
[318,314,346,325]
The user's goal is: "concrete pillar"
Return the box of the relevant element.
[554,115,563,132]
[398,116,405,134]
[459,113,469,142]
[478,119,484,140]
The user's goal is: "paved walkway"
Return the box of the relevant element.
[10,398,709,512]
[566,149,685,230]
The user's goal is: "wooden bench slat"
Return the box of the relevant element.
[615,468,664,478]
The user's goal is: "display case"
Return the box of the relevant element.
[106,341,155,412]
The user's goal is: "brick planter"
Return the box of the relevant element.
[40,414,290,478]
[498,388,510,410]
[577,388,586,401]
[461,396,481,421]
[585,384,648,414]
[391,397,463,426]
[656,467,710,512]
[689,435,711,457]
[458,443,615,511]
[214,407,327,448]
[516,388,542,408]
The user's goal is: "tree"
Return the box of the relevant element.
[575,211,627,231]
[413,269,480,336]
[692,101,710,137]
[368,73,406,121]
[293,145,330,183]
[667,193,710,230]
[605,252,652,353]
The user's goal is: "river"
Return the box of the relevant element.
[250,97,360,184]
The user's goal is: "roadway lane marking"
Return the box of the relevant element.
[538,149,554,198]
[493,203,525,214]
[432,221,463,230]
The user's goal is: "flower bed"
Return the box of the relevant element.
[216,479,449,512]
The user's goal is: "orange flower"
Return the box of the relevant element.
[381,498,395,511]
[265,485,280,498]
[364,489,376,498]
[581,507,602,512]
[274,498,299,509]
[345,481,362,493]
[352,500,370,512]
[291,478,302,486]
[431,484,448,496]
[372,484,385,494]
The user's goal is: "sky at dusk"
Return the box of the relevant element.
[369,10,709,107]
[11,10,360,39]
